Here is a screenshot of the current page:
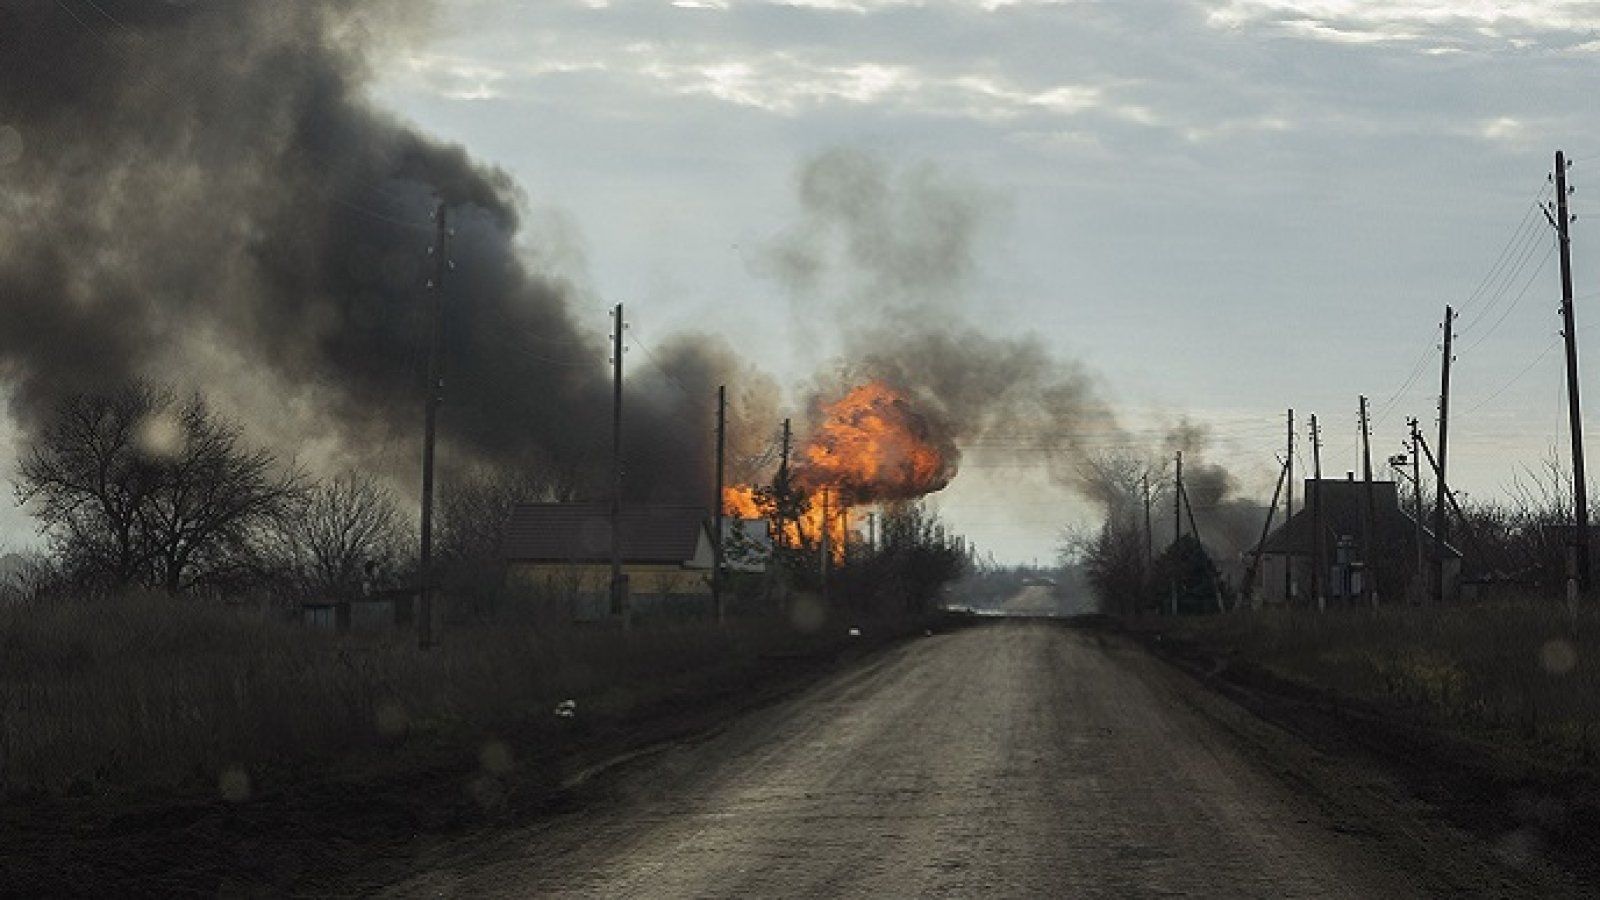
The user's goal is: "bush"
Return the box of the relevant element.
[0,589,883,799]
[1164,600,1600,762]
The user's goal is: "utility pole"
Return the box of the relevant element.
[713,385,727,624]
[1243,456,1290,608]
[777,418,793,548]
[611,303,628,628]
[1359,395,1377,607]
[1285,409,1294,603]
[1310,414,1325,612]
[1171,451,1183,616]
[1552,150,1591,596]
[1173,451,1184,545]
[1434,305,1454,605]
[1409,417,1425,603]
[416,201,449,649]
[1180,479,1223,613]
[1142,472,1154,576]
[819,487,830,608]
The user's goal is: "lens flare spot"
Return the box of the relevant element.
[375,699,409,737]
[480,740,514,776]
[1540,638,1577,676]
[0,126,21,166]
[135,410,185,458]
[219,766,251,803]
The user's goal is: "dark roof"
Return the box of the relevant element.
[1261,479,1461,560]
[503,503,712,564]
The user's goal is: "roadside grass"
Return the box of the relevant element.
[1157,601,1600,764]
[0,591,870,801]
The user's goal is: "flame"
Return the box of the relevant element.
[723,484,849,560]
[721,381,954,563]
[797,381,955,504]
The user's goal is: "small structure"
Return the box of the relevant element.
[503,503,715,621]
[1256,477,1462,605]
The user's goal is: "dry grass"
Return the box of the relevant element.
[0,591,858,800]
[1162,601,1600,762]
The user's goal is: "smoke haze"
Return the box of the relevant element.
[0,0,753,505]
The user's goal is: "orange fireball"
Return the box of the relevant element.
[721,380,956,562]
[796,381,957,505]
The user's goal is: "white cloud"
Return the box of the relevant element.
[1206,1,1600,46]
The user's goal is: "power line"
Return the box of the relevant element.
[1461,338,1560,416]
[1461,246,1555,354]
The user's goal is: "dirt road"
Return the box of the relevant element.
[374,621,1573,898]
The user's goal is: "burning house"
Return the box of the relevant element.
[723,380,958,558]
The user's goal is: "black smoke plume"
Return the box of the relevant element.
[0,0,740,504]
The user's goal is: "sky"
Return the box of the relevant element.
[363,0,1600,564]
[4,0,1596,565]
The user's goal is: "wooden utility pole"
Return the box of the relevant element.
[1310,414,1325,612]
[1359,395,1377,606]
[416,201,449,649]
[777,418,793,547]
[1285,409,1294,602]
[1180,480,1224,613]
[819,487,831,607]
[1553,150,1591,595]
[611,303,628,628]
[1173,451,1184,545]
[1409,417,1425,602]
[1142,472,1154,575]
[1243,456,1290,608]
[1171,451,1183,616]
[713,385,727,624]
[1434,305,1454,605]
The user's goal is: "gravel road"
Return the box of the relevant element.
[378,621,1564,898]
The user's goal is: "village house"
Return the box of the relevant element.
[502,503,720,620]
[1255,476,1463,605]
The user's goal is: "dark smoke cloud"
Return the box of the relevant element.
[0,0,736,506]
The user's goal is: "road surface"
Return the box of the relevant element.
[377,621,1562,898]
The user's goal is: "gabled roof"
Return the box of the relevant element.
[1261,479,1462,560]
[503,503,712,565]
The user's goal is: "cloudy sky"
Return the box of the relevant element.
[0,0,1472,560]
[380,1,1592,561]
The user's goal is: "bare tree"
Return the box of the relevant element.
[16,383,299,596]
[274,472,408,604]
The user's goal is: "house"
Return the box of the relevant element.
[1255,477,1463,605]
[503,503,715,620]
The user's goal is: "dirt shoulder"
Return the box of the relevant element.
[1113,615,1600,892]
[0,617,964,897]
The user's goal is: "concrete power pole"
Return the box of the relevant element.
[1552,150,1591,597]
[416,201,449,649]
[1434,305,1454,605]
[1310,414,1325,612]
[1285,408,1294,603]
[611,303,628,629]
[713,384,727,624]
[1359,395,1378,607]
